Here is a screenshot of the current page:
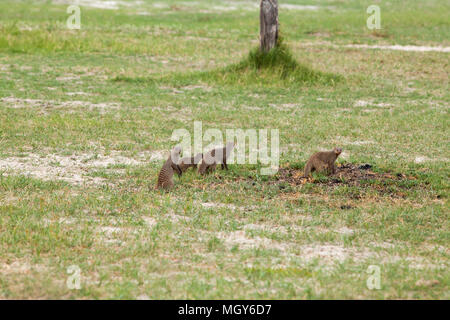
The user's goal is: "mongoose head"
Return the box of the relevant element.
[333,147,342,155]
[170,146,182,162]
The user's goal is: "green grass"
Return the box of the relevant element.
[113,39,341,86]
[0,0,449,299]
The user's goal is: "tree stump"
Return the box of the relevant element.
[260,0,279,52]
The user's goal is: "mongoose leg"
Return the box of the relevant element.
[331,163,336,174]
[172,163,182,177]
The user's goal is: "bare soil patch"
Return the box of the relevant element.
[217,230,289,251]
[1,97,120,114]
[0,150,165,185]
[275,163,419,198]
[0,260,48,275]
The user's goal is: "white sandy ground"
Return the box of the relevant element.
[353,100,392,108]
[335,136,376,146]
[302,41,450,53]
[0,260,48,275]
[200,202,259,212]
[1,97,120,114]
[218,230,289,250]
[95,225,142,245]
[215,230,446,269]
[344,44,450,53]
[244,222,354,237]
[142,216,157,228]
[0,151,166,185]
[414,156,449,163]
[53,0,321,12]
[1,96,196,120]
[65,91,91,96]
[53,0,144,10]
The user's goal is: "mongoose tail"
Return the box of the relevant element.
[303,160,313,177]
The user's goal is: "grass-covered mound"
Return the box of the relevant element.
[113,40,341,87]
[209,41,341,85]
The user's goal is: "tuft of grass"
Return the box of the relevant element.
[217,40,341,85]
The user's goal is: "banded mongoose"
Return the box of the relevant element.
[198,142,236,175]
[303,147,342,177]
[156,146,182,190]
[178,153,203,172]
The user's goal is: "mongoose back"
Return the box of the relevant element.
[156,146,182,190]
[178,153,203,173]
[303,147,342,177]
[198,142,235,175]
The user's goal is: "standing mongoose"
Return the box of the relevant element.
[198,142,235,175]
[156,146,182,190]
[178,153,203,173]
[303,147,342,177]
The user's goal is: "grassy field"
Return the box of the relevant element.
[0,0,449,299]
